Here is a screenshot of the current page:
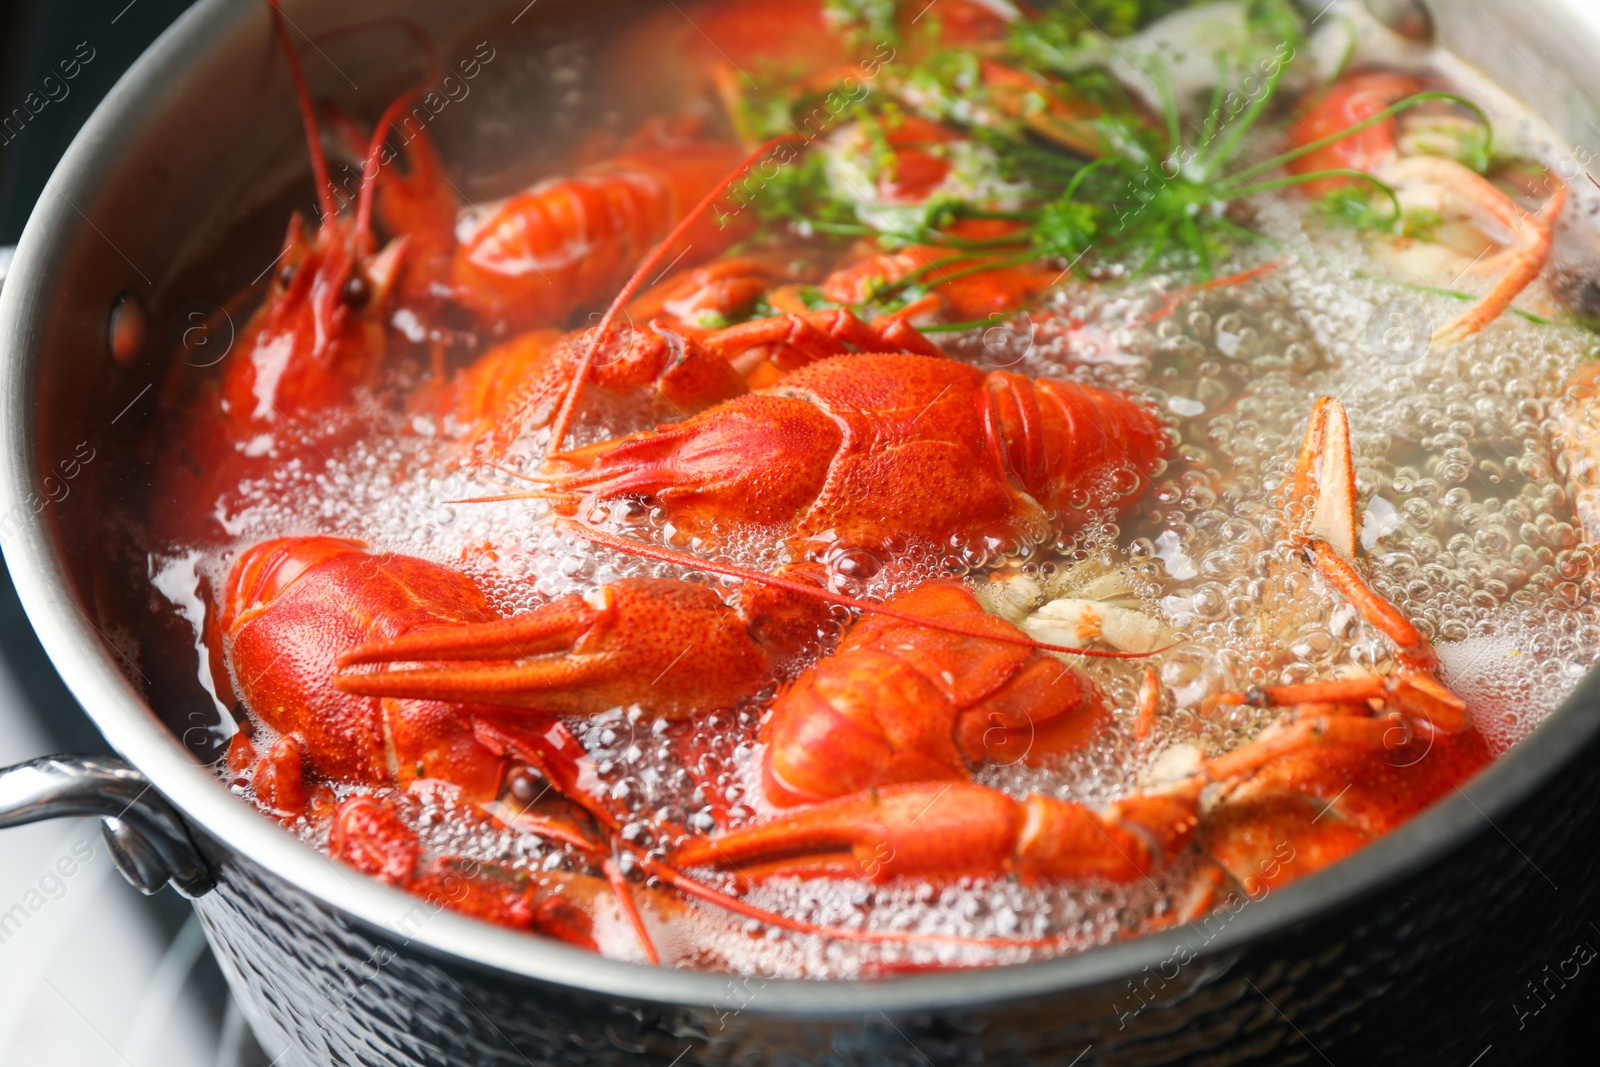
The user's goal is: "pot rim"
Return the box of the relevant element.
[2,0,1598,1017]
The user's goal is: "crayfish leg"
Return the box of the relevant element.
[1203,793,1370,896]
[329,796,421,886]
[1201,726,1491,894]
[252,735,308,819]
[1290,397,1358,562]
[956,655,1109,767]
[1304,540,1435,667]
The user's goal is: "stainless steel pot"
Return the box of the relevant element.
[3,1,1600,1063]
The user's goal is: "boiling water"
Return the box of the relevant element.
[143,210,1600,974]
[133,13,1600,969]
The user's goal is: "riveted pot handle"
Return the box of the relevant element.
[0,755,213,898]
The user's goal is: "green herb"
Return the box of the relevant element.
[1242,0,1305,51]
[1315,186,1398,232]
[857,105,902,183]
[1397,113,1491,174]
[822,0,900,45]
[730,2,1493,288]
[747,152,858,235]
[1399,207,1443,242]
[921,316,1008,333]
[730,59,883,143]
[1017,46,1306,276]
[1033,198,1104,260]
[1009,0,1188,68]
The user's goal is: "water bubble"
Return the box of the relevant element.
[177,202,1600,980]
[1366,298,1431,365]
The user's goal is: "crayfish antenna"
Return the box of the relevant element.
[265,5,443,249]
[557,520,1169,660]
[353,35,445,251]
[266,0,339,224]
[603,857,661,965]
[437,457,562,505]
[1144,261,1281,323]
[439,492,548,506]
[542,134,806,460]
[456,459,556,485]
[633,853,1065,950]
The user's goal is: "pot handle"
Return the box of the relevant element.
[0,755,214,898]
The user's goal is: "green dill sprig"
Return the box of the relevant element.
[1007,0,1189,69]
[730,2,1495,290]
[1021,81,1495,278]
[822,0,901,46]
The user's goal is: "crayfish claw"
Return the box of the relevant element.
[335,578,772,719]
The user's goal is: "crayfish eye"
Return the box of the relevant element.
[506,765,547,804]
[342,273,371,308]
[277,263,296,289]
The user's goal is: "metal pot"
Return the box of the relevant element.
[2,1,1600,1063]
